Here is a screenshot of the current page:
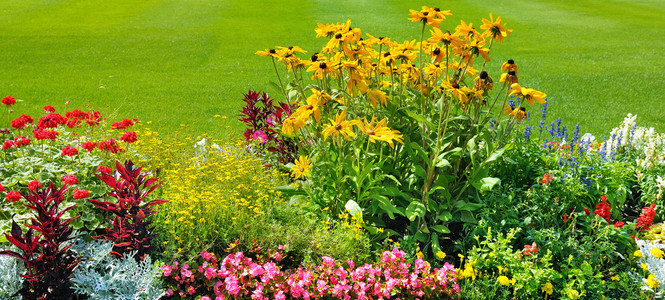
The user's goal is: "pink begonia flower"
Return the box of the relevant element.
[273,290,285,300]
[201,251,212,261]
[162,264,173,276]
[205,267,216,280]
[201,296,211,300]
[252,130,268,143]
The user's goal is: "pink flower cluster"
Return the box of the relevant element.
[162,248,459,300]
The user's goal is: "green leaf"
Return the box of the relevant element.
[485,147,505,163]
[472,177,501,191]
[405,202,426,221]
[456,201,484,212]
[345,200,363,219]
[459,211,476,224]
[431,225,450,234]
[369,194,403,219]
[438,211,452,222]
[434,155,450,168]
[405,110,435,129]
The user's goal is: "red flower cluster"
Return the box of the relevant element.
[636,203,657,232]
[65,109,88,128]
[28,180,42,191]
[6,190,21,202]
[593,195,611,222]
[540,173,554,185]
[614,221,625,228]
[120,131,137,143]
[81,141,97,152]
[11,114,34,129]
[61,146,79,156]
[44,105,56,112]
[13,136,30,148]
[61,175,78,185]
[522,242,537,258]
[33,129,59,140]
[72,189,90,199]
[96,165,113,174]
[2,140,15,150]
[38,113,67,129]
[0,183,4,192]
[112,118,137,129]
[98,138,123,153]
[2,96,16,106]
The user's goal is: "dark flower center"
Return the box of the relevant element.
[434,8,440,11]
[508,70,516,76]
[519,106,526,111]
[367,130,375,135]
[269,49,276,54]
[479,71,488,79]
[335,124,342,130]
[311,54,318,62]
[306,105,314,110]
[451,82,460,89]
[319,62,327,69]
[423,12,429,16]
[335,33,343,39]
[433,48,441,55]
[507,59,515,64]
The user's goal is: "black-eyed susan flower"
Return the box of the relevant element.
[322,110,359,145]
[504,105,527,122]
[473,71,494,91]
[509,83,547,106]
[256,48,279,58]
[408,6,443,27]
[499,70,518,85]
[427,28,463,48]
[290,155,312,179]
[480,13,513,43]
[282,115,306,136]
[306,60,337,80]
[357,117,404,148]
[291,93,323,124]
[365,89,388,108]
[501,59,518,73]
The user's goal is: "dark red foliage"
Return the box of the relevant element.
[88,160,167,261]
[0,183,79,300]
[238,90,298,164]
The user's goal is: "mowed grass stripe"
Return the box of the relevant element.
[0,0,664,139]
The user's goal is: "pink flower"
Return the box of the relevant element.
[273,291,285,300]
[201,297,211,300]
[61,174,78,185]
[164,289,173,296]
[162,264,173,276]
[252,130,268,143]
[186,285,195,295]
[28,180,42,191]
[73,189,90,199]
[205,267,216,280]
[201,251,212,261]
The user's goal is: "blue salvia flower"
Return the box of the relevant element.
[549,122,557,137]
[539,102,548,137]
[571,124,580,146]
[507,99,516,109]
[524,125,532,141]
[599,137,608,161]
[628,123,637,148]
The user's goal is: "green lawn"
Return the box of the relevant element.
[1,0,664,139]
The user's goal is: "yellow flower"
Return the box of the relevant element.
[641,263,648,270]
[497,275,510,286]
[436,251,446,260]
[290,155,312,180]
[357,116,404,148]
[509,83,547,106]
[322,110,359,145]
[647,274,660,289]
[504,105,527,122]
[634,250,643,258]
[408,6,450,28]
[650,247,664,259]
[306,60,337,80]
[501,59,518,73]
[480,13,513,43]
[611,275,620,281]
[541,282,553,295]
[567,289,581,300]
[365,89,388,108]
[282,115,306,136]
[255,48,279,58]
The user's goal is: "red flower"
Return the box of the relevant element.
[2,96,16,106]
[540,173,554,185]
[96,165,112,174]
[37,113,67,129]
[61,146,79,156]
[593,195,611,223]
[73,189,90,199]
[81,141,97,151]
[28,180,42,191]
[0,183,5,192]
[10,114,34,129]
[583,208,590,215]
[44,105,56,112]
[2,140,15,150]
[112,118,135,129]
[6,191,21,202]
[98,138,123,153]
[85,111,103,127]
[523,242,538,256]
[120,131,137,143]
[614,221,625,228]
[636,203,657,232]
[13,136,30,148]
[32,128,59,140]
[61,175,78,185]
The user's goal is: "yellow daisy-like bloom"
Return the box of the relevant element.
[306,60,338,80]
[357,116,404,148]
[651,247,664,258]
[504,105,527,122]
[480,13,513,44]
[634,250,643,258]
[436,251,446,260]
[428,27,463,48]
[641,263,648,270]
[365,89,388,108]
[497,275,510,286]
[282,115,306,136]
[408,6,449,28]
[256,48,279,58]
[611,275,621,281]
[647,274,660,289]
[499,71,518,85]
[501,59,518,73]
[509,83,547,106]
[541,282,553,295]
[290,155,312,179]
[322,110,359,145]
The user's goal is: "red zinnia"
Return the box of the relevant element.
[44,105,56,113]
[6,191,21,202]
[81,141,97,151]
[120,131,137,143]
[2,96,16,106]
[61,146,79,156]
[61,174,78,185]
[28,180,42,191]
[73,189,90,199]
